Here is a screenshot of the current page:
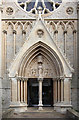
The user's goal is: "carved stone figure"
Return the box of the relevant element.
[38,63,43,78]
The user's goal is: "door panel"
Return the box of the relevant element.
[28,79,39,106]
[42,79,53,106]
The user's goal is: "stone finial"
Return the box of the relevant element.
[37,6,42,20]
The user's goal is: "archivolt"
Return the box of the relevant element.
[17,42,64,78]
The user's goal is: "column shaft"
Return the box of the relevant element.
[58,80,60,102]
[21,80,23,102]
[17,80,20,102]
[64,31,67,54]
[13,31,16,55]
[24,80,28,104]
[3,31,7,71]
[61,79,64,102]
[25,80,28,104]
[39,81,42,105]
[38,78,43,110]
[53,80,57,103]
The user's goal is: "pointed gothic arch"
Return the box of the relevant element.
[17,41,64,78]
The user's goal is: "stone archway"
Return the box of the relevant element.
[10,42,71,112]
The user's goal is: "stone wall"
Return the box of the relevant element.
[0,0,78,113]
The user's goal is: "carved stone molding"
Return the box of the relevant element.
[66,7,73,15]
[6,7,13,15]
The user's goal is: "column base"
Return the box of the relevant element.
[38,106,43,111]
[54,102,72,113]
[38,104,43,111]
[10,102,28,108]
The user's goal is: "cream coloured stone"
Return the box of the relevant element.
[0,0,78,114]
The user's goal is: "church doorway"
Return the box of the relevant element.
[27,78,53,107]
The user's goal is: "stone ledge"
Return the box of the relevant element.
[67,109,79,119]
[53,103,72,113]
[10,102,28,108]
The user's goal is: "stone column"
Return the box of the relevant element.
[13,30,16,55]
[64,30,67,54]
[73,30,77,64]
[17,79,20,102]
[21,79,23,102]
[64,78,70,103]
[24,78,28,109]
[38,78,43,110]
[53,79,57,103]
[61,79,64,102]
[3,30,7,71]
[58,79,60,102]
[54,30,58,45]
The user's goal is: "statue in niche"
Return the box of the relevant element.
[37,55,43,78]
[38,62,43,78]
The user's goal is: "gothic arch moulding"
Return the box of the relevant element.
[17,42,64,78]
[8,41,73,79]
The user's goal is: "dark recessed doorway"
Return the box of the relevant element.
[42,78,53,106]
[27,78,53,107]
[28,78,39,106]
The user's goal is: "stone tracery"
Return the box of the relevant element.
[18,0,62,14]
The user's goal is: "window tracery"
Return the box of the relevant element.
[18,0,62,15]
